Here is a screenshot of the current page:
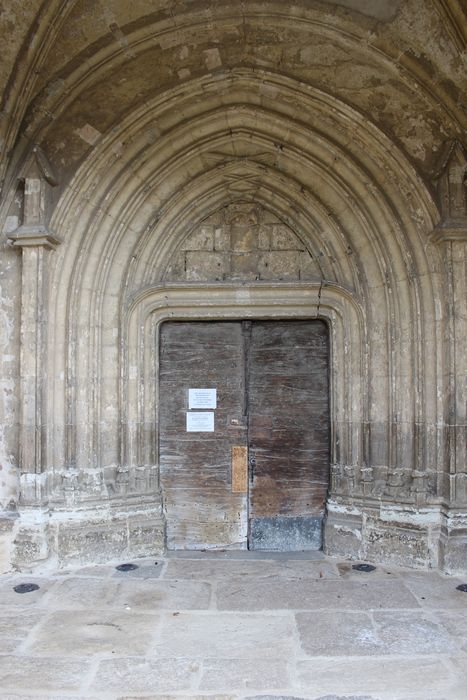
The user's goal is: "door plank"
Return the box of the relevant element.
[159,321,247,549]
[248,320,329,550]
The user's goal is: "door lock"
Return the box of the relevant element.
[249,456,256,481]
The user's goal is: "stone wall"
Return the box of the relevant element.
[165,203,322,283]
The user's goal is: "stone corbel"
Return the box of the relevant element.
[7,145,60,506]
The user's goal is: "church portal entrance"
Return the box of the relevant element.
[159,320,330,551]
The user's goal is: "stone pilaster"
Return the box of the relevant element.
[430,140,467,573]
[7,147,60,561]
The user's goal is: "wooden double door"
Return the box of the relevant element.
[159,320,329,550]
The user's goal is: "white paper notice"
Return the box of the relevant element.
[186,411,215,432]
[188,388,217,409]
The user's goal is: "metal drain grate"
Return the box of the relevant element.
[352,563,376,573]
[115,563,139,572]
[14,583,40,594]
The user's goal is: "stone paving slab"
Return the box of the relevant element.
[41,576,123,609]
[0,656,92,693]
[25,609,160,656]
[46,576,212,611]
[116,578,212,611]
[0,576,55,608]
[0,696,102,700]
[296,611,383,656]
[120,696,235,700]
[0,553,465,699]
[166,550,325,560]
[0,609,46,653]
[216,577,420,610]
[434,610,467,646]
[396,570,467,609]
[371,611,458,654]
[154,612,297,659]
[198,658,291,691]
[296,609,457,657]
[165,558,339,581]
[295,657,461,697]
[90,657,201,694]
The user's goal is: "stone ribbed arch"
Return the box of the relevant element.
[123,283,365,490]
[15,2,463,182]
[43,70,444,559]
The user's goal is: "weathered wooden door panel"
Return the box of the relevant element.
[159,319,329,551]
[247,320,329,550]
[159,322,247,549]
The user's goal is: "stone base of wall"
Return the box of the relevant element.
[4,497,466,575]
[8,499,165,571]
[324,499,454,572]
[439,509,467,575]
[0,511,18,574]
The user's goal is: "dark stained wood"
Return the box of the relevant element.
[159,319,330,551]
[159,321,247,549]
[247,320,329,549]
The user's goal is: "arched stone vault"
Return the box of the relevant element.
[0,1,465,573]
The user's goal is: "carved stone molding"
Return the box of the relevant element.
[430,139,467,243]
[6,146,60,507]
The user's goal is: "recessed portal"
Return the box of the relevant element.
[159,320,330,551]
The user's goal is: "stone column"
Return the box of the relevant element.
[7,147,60,563]
[431,140,467,573]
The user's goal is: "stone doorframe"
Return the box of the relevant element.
[122,282,365,529]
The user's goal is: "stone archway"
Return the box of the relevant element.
[2,59,464,573]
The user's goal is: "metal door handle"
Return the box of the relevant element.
[249,456,256,481]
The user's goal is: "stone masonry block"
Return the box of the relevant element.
[214,226,230,251]
[230,253,260,279]
[181,227,214,251]
[258,251,299,280]
[185,252,227,280]
[271,224,301,249]
[230,225,257,252]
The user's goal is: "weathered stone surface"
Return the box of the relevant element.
[296,611,383,655]
[0,609,46,652]
[27,610,159,656]
[434,611,467,647]
[155,612,296,658]
[164,558,339,581]
[43,576,122,609]
[0,696,100,700]
[0,0,466,575]
[297,609,456,657]
[91,658,200,693]
[295,658,459,697]
[121,697,234,700]
[199,658,290,691]
[112,559,163,579]
[114,578,212,611]
[0,656,91,692]
[372,611,458,654]
[0,576,55,607]
[0,554,465,698]
[398,570,467,609]
[217,577,419,610]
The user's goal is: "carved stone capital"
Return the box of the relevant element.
[8,224,61,249]
[429,222,467,244]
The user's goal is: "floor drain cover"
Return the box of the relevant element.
[14,583,39,594]
[115,563,138,572]
[352,563,376,573]
[456,584,467,592]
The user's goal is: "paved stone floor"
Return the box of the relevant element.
[0,551,466,700]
